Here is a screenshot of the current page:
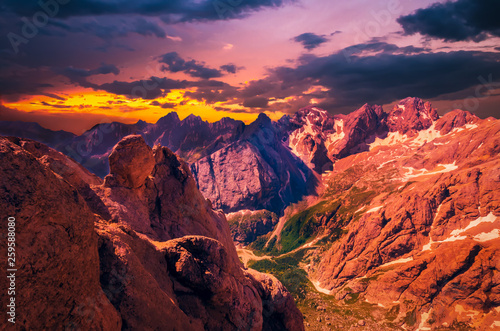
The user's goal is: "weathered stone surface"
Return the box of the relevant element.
[386,97,439,136]
[0,135,304,330]
[308,116,500,329]
[104,134,155,189]
[191,113,317,214]
[434,108,479,135]
[247,268,306,331]
[0,137,121,330]
[227,209,279,244]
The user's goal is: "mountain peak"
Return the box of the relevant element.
[183,113,203,124]
[434,108,479,135]
[387,97,439,136]
[156,112,180,126]
[257,112,271,121]
[296,106,330,121]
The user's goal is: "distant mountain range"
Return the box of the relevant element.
[0,97,492,217]
[1,97,499,329]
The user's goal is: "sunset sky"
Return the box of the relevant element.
[0,0,499,134]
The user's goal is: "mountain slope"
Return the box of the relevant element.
[0,120,75,148]
[253,107,500,330]
[192,113,318,214]
[0,135,304,330]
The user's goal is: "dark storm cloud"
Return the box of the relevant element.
[160,102,177,109]
[228,44,500,114]
[220,64,241,74]
[342,42,429,57]
[0,67,56,102]
[150,100,177,109]
[266,49,500,111]
[39,101,71,109]
[42,93,66,101]
[397,0,500,42]
[90,77,190,99]
[58,64,120,80]
[242,97,269,108]
[2,0,293,22]
[293,33,329,50]
[158,52,223,79]
[184,82,239,104]
[49,17,167,40]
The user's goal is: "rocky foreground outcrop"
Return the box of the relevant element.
[0,135,304,330]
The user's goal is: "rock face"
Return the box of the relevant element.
[54,113,308,215]
[386,97,439,136]
[280,103,387,173]
[0,137,120,330]
[62,113,243,179]
[434,108,479,135]
[105,135,155,188]
[0,135,304,330]
[191,113,318,214]
[304,113,500,329]
[227,210,279,244]
[281,106,337,173]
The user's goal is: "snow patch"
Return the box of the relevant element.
[288,116,319,168]
[402,162,458,180]
[423,213,498,250]
[366,206,383,213]
[474,229,500,242]
[450,213,498,236]
[325,119,345,148]
[378,257,413,268]
[450,123,477,134]
[312,280,332,295]
[464,123,479,130]
[410,123,442,146]
[417,309,432,331]
[433,203,443,223]
[355,206,366,213]
[369,131,408,149]
[377,159,396,170]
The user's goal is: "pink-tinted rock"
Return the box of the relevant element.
[105,134,154,189]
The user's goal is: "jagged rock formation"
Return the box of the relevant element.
[191,113,318,214]
[386,97,439,136]
[302,109,500,329]
[0,135,304,330]
[280,103,388,173]
[30,112,313,215]
[280,97,441,174]
[0,137,120,330]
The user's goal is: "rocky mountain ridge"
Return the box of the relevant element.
[1,97,499,330]
[0,135,304,330]
[251,107,500,330]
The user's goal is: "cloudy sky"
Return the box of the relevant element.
[0,0,499,133]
